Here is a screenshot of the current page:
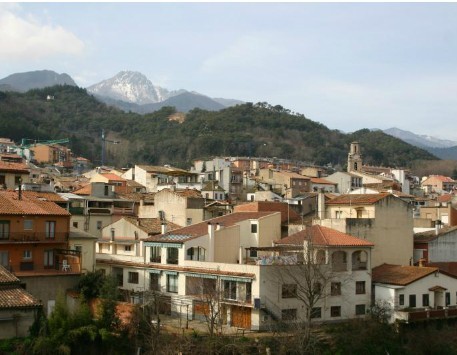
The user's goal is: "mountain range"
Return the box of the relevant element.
[0,70,242,113]
[383,127,457,160]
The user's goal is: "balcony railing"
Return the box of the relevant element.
[69,207,84,215]
[0,232,69,243]
[7,259,81,276]
[113,207,134,215]
[395,306,457,323]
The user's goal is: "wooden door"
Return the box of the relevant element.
[231,306,251,329]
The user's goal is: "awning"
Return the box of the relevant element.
[149,269,162,274]
[185,273,217,279]
[145,242,183,248]
[164,271,178,275]
[220,276,252,283]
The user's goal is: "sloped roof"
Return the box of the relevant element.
[70,228,99,240]
[123,216,181,235]
[0,161,29,173]
[0,266,41,309]
[100,173,126,182]
[276,225,374,247]
[137,165,196,176]
[372,263,439,286]
[0,265,20,284]
[436,194,454,203]
[117,192,155,203]
[0,191,70,216]
[0,190,65,202]
[424,175,455,183]
[73,183,91,195]
[310,177,337,185]
[201,181,225,192]
[414,226,457,243]
[145,211,278,243]
[325,193,391,205]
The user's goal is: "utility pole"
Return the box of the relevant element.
[101,129,120,166]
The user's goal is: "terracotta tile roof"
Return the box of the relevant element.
[0,190,65,202]
[101,173,126,182]
[0,191,70,216]
[276,171,310,179]
[427,175,455,183]
[0,266,42,309]
[123,216,181,235]
[414,226,457,243]
[0,161,29,173]
[126,180,145,188]
[145,211,278,243]
[170,188,203,198]
[73,183,91,195]
[276,225,374,247]
[201,181,225,192]
[117,192,155,203]
[0,265,20,284]
[372,263,438,286]
[428,262,457,278]
[325,193,391,205]
[310,177,337,185]
[137,165,195,176]
[437,194,453,203]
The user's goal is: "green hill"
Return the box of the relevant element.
[0,86,437,168]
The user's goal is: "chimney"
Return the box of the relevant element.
[161,222,167,235]
[207,222,215,262]
[419,258,425,267]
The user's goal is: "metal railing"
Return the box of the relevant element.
[0,232,69,243]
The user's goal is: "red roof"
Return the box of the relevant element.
[436,194,453,203]
[326,193,391,205]
[276,225,374,247]
[101,173,126,182]
[0,191,70,216]
[73,183,91,195]
[372,264,439,286]
[0,161,29,173]
[310,177,336,185]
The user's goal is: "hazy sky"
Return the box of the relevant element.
[1,3,457,140]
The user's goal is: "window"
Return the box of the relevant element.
[224,280,237,300]
[150,246,161,263]
[45,221,56,238]
[331,282,341,296]
[399,294,404,306]
[125,245,132,252]
[311,307,322,319]
[23,250,32,259]
[249,249,258,258]
[104,185,109,196]
[24,220,33,230]
[251,223,258,233]
[331,306,341,317]
[313,282,322,294]
[150,273,160,291]
[186,218,192,226]
[282,284,297,298]
[0,251,8,267]
[423,294,430,307]
[355,281,366,294]
[446,292,451,306]
[72,221,78,228]
[44,250,54,268]
[281,309,297,321]
[0,221,10,239]
[75,245,82,253]
[167,274,178,293]
[335,211,343,219]
[0,175,5,185]
[96,221,103,230]
[167,248,179,264]
[355,304,366,315]
[409,294,416,308]
[128,272,139,284]
[15,176,21,185]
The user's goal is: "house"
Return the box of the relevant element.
[314,193,413,267]
[29,143,73,165]
[192,158,232,194]
[90,173,128,194]
[309,177,337,193]
[372,263,457,323]
[414,226,457,264]
[325,171,363,193]
[418,195,457,227]
[272,225,374,322]
[0,265,42,339]
[0,190,82,315]
[258,169,310,198]
[201,180,226,201]
[69,228,98,274]
[66,182,136,237]
[421,175,457,194]
[122,165,200,193]
[0,160,30,190]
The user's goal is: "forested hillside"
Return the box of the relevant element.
[0,85,437,168]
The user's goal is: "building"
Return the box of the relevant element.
[314,193,413,267]
[373,263,457,323]
[0,265,42,339]
[258,169,310,198]
[0,190,82,314]
[29,143,73,165]
[421,175,457,194]
[325,171,363,193]
[414,226,457,264]
[347,142,363,173]
[0,160,30,190]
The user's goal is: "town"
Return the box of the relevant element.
[1,136,457,352]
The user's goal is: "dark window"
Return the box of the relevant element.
[251,223,258,233]
[224,281,237,300]
[245,282,252,302]
[423,294,429,307]
[281,309,297,321]
[167,248,179,264]
[313,282,322,294]
[282,284,297,298]
[331,282,341,296]
[249,249,258,258]
[0,251,8,267]
[409,294,416,308]
[128,272,139,284]
[356,281,366,294]
[24,220,33,230]
[44,250,54,268]
[150,246,161,263]
[166,274,178,293]
[399,294,404,306]
[331,306,341,317]
[45,221,56,238]
[355,304,366,315]
[0,221,10,239]
[149,273,160,291]
[446,292,451,306]
[73,221,78,228]
[125,245,132,251]
[311,307,322,319]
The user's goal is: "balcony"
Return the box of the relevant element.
[8,254,81,276]
[395,306,457,323]
[0,232,69,244]
[69,206,84,215]
[113,207,134,216]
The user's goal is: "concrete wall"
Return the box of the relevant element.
[0,308,39,339]
[69,238,96,273]
[428,229,457,262]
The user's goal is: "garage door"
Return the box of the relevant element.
[231,306,251,329]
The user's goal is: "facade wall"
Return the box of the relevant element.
[0,308,39,339]
[0,171,30,190]
[154,190,189,227]
[69,238,96,273]
[428,230,457,262]
[214,226,241,263]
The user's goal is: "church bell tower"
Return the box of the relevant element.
[347,141,362,173]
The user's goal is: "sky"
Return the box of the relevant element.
[1,3,457,140]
